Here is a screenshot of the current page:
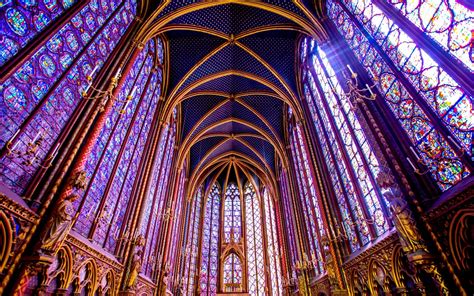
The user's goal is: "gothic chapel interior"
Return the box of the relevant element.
[1,0,473,295]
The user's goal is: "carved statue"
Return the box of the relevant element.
[321,235,338,289]
[376,171,427,254]
[160,264,171,296]
[38,194,79,255]
[126,249,143,289]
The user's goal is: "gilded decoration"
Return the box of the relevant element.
[0,194,39,285]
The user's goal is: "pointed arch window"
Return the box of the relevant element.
[200,183,221,295]
[71,38,165,254]
[289,122,325,270]
[224,182,242,243]
[244,182,266,296]
[1,0,136,195]
[325,0,471,191]
[223,253,243,292]
[182,186,203,294]
[263,187,283,295]
[300,41,391,251]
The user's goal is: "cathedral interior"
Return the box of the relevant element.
[0,0,473,295]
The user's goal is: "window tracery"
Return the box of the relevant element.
[1,0,136,195]
[326,0,471,190]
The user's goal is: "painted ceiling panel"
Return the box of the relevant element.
[190,136,227,172]
[181,95,228,137]
[238,95,284,138]
[205,122,260,136]
[238,30,299,94]
[191,75,273,94]
[167,31,225,95]
[168,4,296,35]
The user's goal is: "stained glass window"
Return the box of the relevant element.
[244,182,266,296]
[289,123,325,271]
[168,169,187,282]
[300,40,391,251]
[224,183,241,243]
[0,0,136,196]
[143,124,176,278]
[0,0,80,66]
[327,0,471,190]
[70,38,166,256]
[263,187,283,295]
[385,0,473,72]
[182,186,203,295]
[140,124,170,277]
[279,170,298,279]
[223,253,243,292]
[200,183,221,295]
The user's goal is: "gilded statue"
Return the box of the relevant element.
[126,249,143,289]
[38,193,79,255]
[376,171,427,254]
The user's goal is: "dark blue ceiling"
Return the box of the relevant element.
[153,1,318,178]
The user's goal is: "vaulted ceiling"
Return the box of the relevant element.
[137,1,328,193]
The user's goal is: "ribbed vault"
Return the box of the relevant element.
[137,1,328,196]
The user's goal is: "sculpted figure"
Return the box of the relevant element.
[376,171,427,254]
[38,194,79,254]
[126,250,143,289]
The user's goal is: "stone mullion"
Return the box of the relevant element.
[0,1,89,81]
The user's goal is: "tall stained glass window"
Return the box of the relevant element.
[184,177,285,295]
[1,0,136,196]
[200,183,221,295]
[72,38,164,254]
[289,122,325,271]
[300,40,391,251]
[224,183,242,243]
[182,186,203,294]
[1,0,79,65]
[143,121,176,278]
[168,169,187,282]
[263,187,283,295]
[223,253,243,292]
[326,0,471,191]
[244,182,266,296]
